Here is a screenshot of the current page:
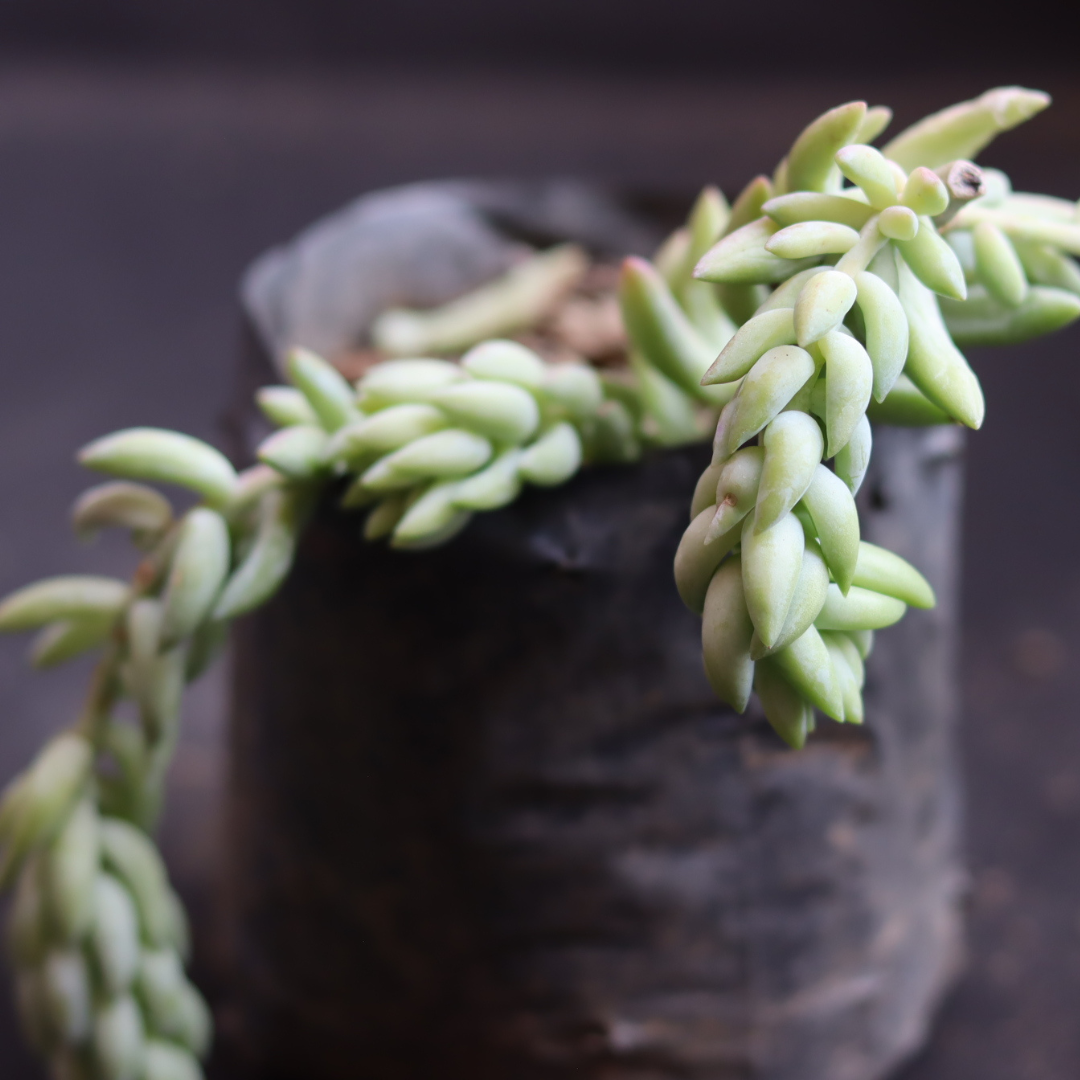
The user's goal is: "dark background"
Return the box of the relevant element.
[0,4,1078,1079]
[0,0,1078,74]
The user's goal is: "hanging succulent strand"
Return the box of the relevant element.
[0,86,1077,1078]
[622,87,1079,748]
[0,325,716,1080]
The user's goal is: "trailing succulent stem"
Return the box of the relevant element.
[624,86,1080,747]
[0,85,1077,1078]
[0,251,721,1080]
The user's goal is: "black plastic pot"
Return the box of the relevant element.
[220,182,965,1080]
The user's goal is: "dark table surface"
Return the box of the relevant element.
[0,62,1078,1080]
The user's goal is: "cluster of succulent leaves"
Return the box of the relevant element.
[260,344,631,549]
[0,279,720,1080]
[0,85,1077,1080]
[618,86,1080,747]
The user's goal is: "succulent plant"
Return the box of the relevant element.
[0,86,1076,1078]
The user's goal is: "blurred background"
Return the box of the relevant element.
[0,3,1078,1078]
